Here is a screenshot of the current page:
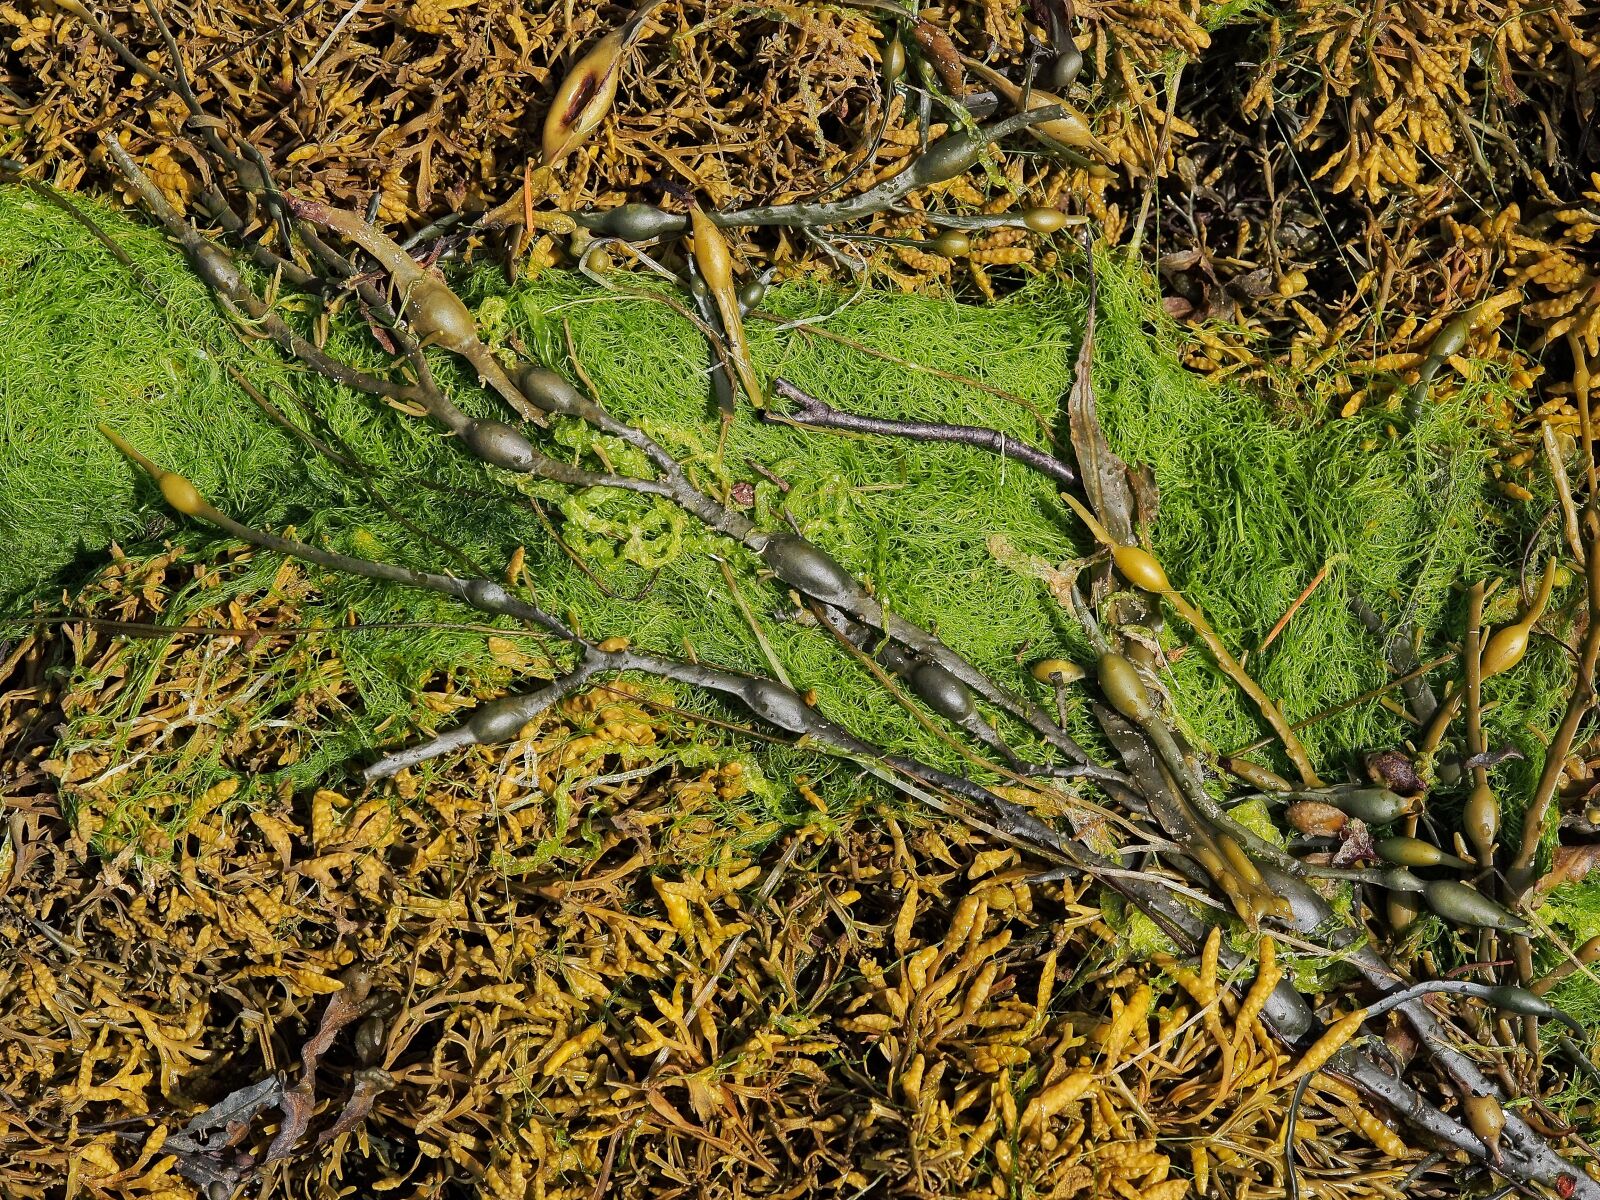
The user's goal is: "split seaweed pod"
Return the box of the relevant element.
[543,31,625,165]
[540,0,657,165]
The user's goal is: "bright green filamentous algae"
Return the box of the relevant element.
[0,183,1582,963]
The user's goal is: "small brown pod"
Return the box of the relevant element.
[882,36,906,85]
[1285,801,1347,837]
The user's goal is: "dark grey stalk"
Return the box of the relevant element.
[574,108,1070,238]
[768,380,1079,489]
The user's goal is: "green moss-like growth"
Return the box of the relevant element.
[0,185,1569,837]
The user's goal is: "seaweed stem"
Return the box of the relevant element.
[767,379,1079,488]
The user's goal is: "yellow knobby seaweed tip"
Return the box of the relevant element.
[1283,1006,1368,1084]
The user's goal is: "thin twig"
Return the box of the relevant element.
[1127,65,1183,258]
[718,559,792,689]
[304,0,368,72]
[1252,556,1342,660]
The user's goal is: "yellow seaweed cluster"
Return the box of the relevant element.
[0,548,1431,1199]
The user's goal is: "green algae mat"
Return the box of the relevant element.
[0,184,1545,752]
[4,181,1598,966]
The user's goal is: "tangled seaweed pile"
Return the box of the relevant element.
[7,0,1600,502]
[1,553,1440,1199]
[7,1,1600,1198]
